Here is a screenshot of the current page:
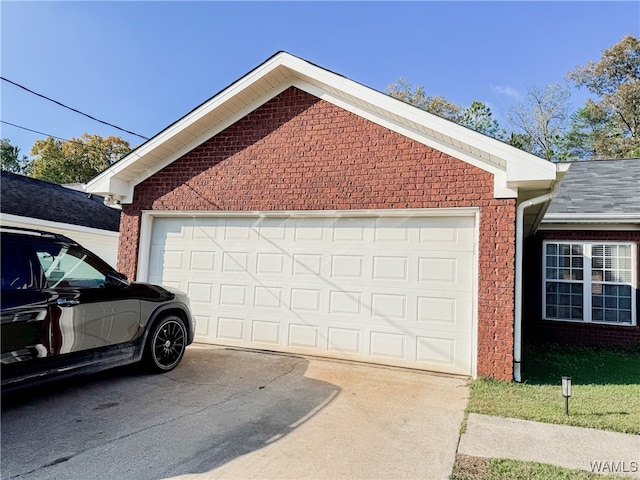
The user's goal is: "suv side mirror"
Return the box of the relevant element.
[105,271,130,287]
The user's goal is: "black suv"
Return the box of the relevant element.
[1,226,194,391]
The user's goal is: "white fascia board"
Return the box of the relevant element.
[538,223,640,232]
[541,213,640,224]
[0,213,119,237]
[288,62,557,192]
[293,80,521,198]
[124,81,295,198]
[87,53,295,200]
[539,212,640,231]
[86,52,557,202]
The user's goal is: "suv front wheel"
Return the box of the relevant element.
[144,315,187,373]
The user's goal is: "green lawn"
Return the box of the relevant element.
[451,455,635,480]
[466,345,640,434]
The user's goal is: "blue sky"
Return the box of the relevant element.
[1,1,638,157]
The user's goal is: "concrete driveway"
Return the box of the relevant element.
[1,344,469,480]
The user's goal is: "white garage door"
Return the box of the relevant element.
[147,212,477,375]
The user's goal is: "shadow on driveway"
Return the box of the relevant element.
[1,346,340,480]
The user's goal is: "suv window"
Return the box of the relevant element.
[33,243,110,289]
[0,241,38,290]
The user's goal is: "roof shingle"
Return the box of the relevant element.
[546,158,640,215]
[1,172,121,232]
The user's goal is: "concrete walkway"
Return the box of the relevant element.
[458,413,640,478]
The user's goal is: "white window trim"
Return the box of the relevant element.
[542,240,637,326]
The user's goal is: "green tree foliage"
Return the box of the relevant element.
[567,34,640,159]
[26,134,131,184]
[507,83,571,161]
[1,138,28,174]
[387,79,464,122]
[460,100,506,140]
[386,80,507,140]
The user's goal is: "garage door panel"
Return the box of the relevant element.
[151,218,190,243]
[149,213,477,375]
[416,252,474,292]
[217,316,245,341]
[416,291,473,331]
[327,327,361,354]
[251,319,281,345]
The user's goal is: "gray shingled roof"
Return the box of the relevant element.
[546,158,640,215]
[1,171,121,232]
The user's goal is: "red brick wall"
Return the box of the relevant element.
[524,230,640,349]
[119,87,517,379]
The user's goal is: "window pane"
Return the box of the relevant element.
[619,310,632,324]
[35,246,108,288]
[543,243,586,322]
[546,281,583,320]
[1,242,37,290]
[605,296,618,308]
[592,282,633,324]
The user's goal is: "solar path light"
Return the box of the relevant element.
[561,376,572,416]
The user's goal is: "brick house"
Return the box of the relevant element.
[87,52,562,380]
[524,158,639,350]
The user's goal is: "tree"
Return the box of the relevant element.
[1,138,28,174]
[507,83,571,161]
[387,79,464,122]
[460,101,506,140]
[387,80,510,141]
[567,34,640,159]
[26,134,131,184]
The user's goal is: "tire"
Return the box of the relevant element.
[143,315,187,373]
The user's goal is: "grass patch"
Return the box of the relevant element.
[451,454,633,480]
[466,345,640,434]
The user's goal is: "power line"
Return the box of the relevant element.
[1,76,149,140]
[1,120,71,143]
[1,120,132,159]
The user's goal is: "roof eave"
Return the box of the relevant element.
[539,213,640,231]
[86,52,560,203]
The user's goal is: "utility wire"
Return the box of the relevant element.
[1,120,132,158]
[1,120,72,143]
[1,76,149,140]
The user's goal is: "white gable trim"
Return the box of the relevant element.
[0,213,119,238]
[86,52,558,203]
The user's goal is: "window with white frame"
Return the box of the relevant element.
[543,241,636,325]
